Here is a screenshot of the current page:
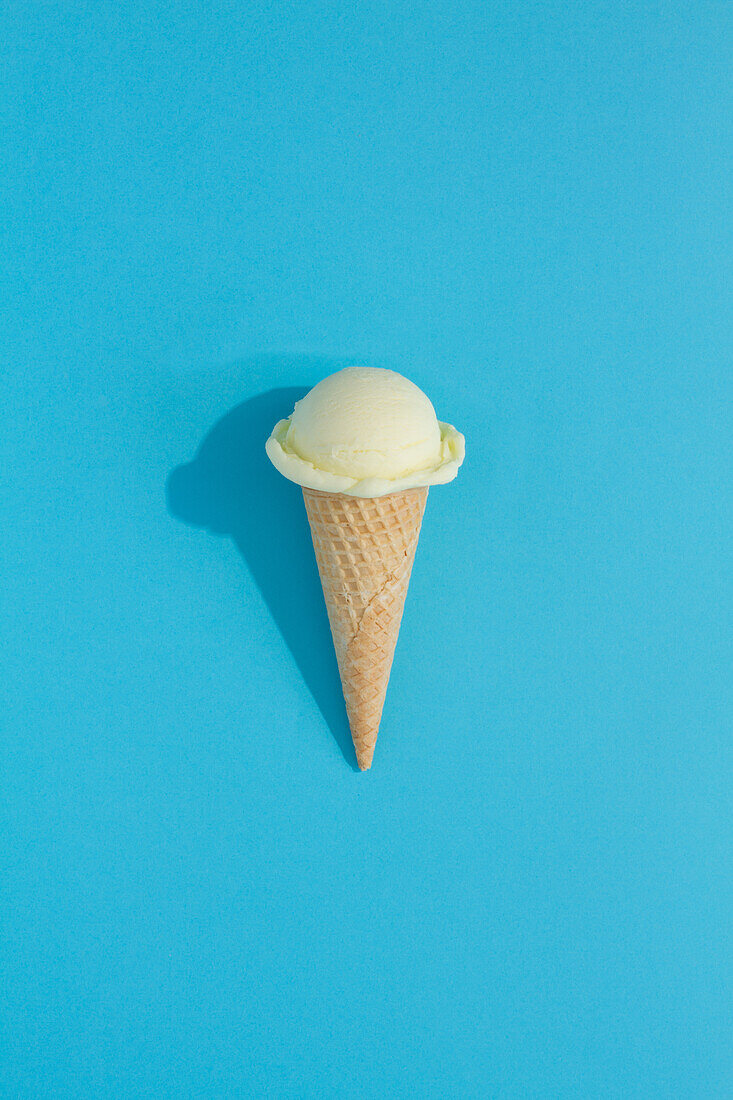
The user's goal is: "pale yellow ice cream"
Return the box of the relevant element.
[265,366,464,497]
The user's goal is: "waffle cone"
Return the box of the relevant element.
[302,486,428,769]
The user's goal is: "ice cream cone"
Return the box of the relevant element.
[266,366,464,771]
[302,486,428,769]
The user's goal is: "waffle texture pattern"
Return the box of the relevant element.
[302,487,428,769]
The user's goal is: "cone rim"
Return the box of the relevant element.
[302,485,428,503]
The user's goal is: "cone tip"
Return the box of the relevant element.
[356,749,374,771]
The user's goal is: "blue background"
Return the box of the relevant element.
[2,2,731,1096]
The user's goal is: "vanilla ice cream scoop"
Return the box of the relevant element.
[265,367,464,497]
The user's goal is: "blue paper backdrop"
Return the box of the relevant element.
[2,2,731,1097]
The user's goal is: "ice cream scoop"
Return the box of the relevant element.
[266,366,464,497]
